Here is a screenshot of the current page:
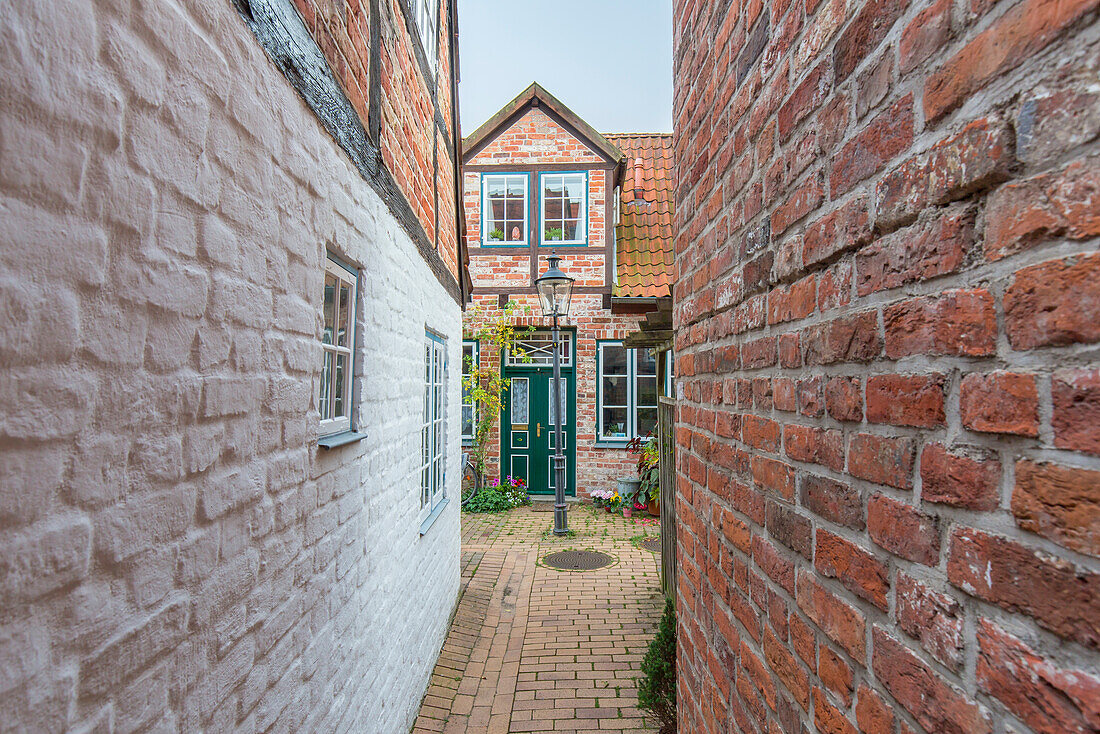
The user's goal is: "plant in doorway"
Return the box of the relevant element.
[629,434,660,516]
[638,597,677,733]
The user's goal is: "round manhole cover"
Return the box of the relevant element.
[541,550,615,571]
[640,537,661,553]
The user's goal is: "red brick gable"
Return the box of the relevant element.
[467,108,606,165]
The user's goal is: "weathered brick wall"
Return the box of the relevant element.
[672,0,1100,731]
[293,0,461,273]
[0,1,460,732]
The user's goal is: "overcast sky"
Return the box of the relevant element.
[457,0,673,136]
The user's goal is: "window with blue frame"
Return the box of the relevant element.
[482,174,528,244]
[597,342,658,441]
[541,172,586,245]
[421,331,447,518]
[461,340,478,442]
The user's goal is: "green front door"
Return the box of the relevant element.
[501,366,576,496]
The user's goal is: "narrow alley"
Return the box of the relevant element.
[412,507,665,733]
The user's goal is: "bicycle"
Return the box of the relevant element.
[461,452,482,509]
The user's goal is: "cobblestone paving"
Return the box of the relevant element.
[412,504,665,733]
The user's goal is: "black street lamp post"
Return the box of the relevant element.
[534,255,575,536]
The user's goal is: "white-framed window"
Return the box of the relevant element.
[421,332,447,517]
[412,0,438,74]
[461,340,478,442]
[541,172,587,245]
[597,342,658,441]
[482,174,528,244]
[506,331,572,367]
[319,256,357,436]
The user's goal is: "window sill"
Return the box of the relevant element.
[594,440,631,449]
[317,430,367,449]
[419,497,450,536]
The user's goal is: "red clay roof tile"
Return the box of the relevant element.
[605,133,674,298]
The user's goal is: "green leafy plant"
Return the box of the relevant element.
[638,597,677,733]
[629,435,660,503]
[462,302,534,485]
[464,476,531,513]
[488,228,505,241]
[544,226,564,241]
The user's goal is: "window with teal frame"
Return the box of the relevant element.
[540,172,587,245]
[482,173,528,245]
[597,341,658,442]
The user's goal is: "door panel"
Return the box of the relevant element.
[503,367,574,496]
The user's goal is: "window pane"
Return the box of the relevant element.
[636,349,657,375]
[602,375,628,406]
[337,282,351,347]
[603,408,628,437]
[319,351,333,420]
[462,406,474,436]
[549,378,566,425]
[637,376,658,407]
[637,408,658,438]
[603,345,627,375]
[334,353,347,418]
[511,378,529,425]
[507,176,526,196]
[322,274,336,345]
[561,219,580,241]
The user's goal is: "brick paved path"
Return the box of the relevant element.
[412,505,665,733]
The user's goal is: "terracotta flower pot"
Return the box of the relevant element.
[648,498,660,517]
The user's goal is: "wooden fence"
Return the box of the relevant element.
[658,396,677,601]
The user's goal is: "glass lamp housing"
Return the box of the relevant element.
[535,256,575,317]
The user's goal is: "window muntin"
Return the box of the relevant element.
[421,333,446,515]
[482,174,528,244]
[506,331,572,367]
[320,257,357,436]
[461,341,478,442]
[598,342,659,441]
[412,0,437,74]
[540,172,587,245]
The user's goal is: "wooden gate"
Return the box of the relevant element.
[658,396,677,601]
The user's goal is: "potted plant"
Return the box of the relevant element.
[617,476,641,517]
[594,490,620,515]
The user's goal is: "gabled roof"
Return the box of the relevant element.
[605,133,674,299]
[462,82,625,165]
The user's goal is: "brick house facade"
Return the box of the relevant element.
[461,84,673,502]
[671,0,1100,732]
[0,0,465,731]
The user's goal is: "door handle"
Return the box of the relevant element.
[537,423,541,437]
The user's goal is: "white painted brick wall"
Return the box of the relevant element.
[0,0,461,732]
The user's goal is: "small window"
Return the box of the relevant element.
[412,0,438,74]
[541,172,586,245]
[461,341,478,442]
[421,332,447,516]
[598,342,658,441]
[319,257,357,436]
[482,174,528,244]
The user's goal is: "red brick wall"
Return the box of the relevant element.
[673,0,1100,732]
[292,0,460,278]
